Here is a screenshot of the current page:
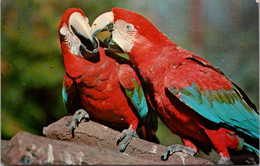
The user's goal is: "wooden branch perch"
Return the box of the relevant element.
[2,116,213,165]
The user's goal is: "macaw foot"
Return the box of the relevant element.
[69,109,89,136]
[217,156,233,165]
[161,144,196,161]
[116,127,139,152]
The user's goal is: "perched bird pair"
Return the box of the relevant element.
[59,8,259,164]
[59,8,158,152]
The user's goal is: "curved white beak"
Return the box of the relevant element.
[91,11,114,38]
[69,12,94,45]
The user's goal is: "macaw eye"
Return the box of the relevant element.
[125,24,135,32]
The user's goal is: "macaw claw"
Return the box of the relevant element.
[116,128,139,152]
[161,144,196,161]
[70,109,90,135]
[217,156,233,165]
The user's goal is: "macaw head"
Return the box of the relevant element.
[91,8,173,62]
[59,8,99,59]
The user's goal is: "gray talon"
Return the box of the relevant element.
[70,109,89,131]
[218,156,233,165]
[117,128,139,152]
[161,144,196,161]
[161,149,170,160]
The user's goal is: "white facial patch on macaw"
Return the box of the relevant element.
[112,19,137,53]
[59,24,83,58]
[59,12,95,58]
[60,25,83,57]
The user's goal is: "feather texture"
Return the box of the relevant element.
[59,8,158,145]
[101,7,259,160]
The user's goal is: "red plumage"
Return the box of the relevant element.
[130,27,248,157]
[96,8,259,163]
[59,8,158,144]
[63,47,137,130]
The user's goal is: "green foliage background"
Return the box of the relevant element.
[2,0,258,159]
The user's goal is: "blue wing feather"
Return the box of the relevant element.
[125,79,148,119]
[117,64,150,121]
[173,82,259,139]
[62,81,68,105]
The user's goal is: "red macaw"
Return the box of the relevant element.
[91,8,259,164]
[59,8,158,152]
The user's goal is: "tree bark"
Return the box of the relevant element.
[2,116,213,165]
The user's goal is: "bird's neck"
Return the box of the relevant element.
[129,38,179,69]
[61,42,87,78]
